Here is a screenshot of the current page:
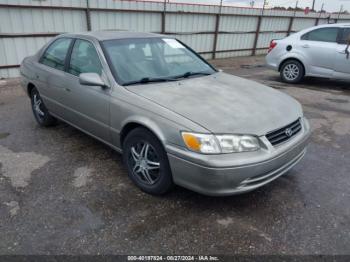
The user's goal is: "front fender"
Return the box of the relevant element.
[111,109,189,151]
[109,89,209,151]
[120,116,167,144]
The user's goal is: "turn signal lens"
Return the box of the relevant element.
[182,133,201,151]
[181,132,221,154]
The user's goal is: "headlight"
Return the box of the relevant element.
[216,134,260,153]
[181,132,260,154]
[181,132,221,154]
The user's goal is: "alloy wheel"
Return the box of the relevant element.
[128,141,161,185]
[33,93,45,120]
[283,64,300,81]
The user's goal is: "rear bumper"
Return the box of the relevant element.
[167,119,311,196]
[265,54,279,71]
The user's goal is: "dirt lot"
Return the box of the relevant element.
[0,56,349,255]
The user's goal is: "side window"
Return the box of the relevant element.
[40,38,72,71]
[68,39,103,76]
[338,28,350,44]
[301,28,339,43]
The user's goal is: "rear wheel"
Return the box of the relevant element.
[122,128,173,195]
[280,60,304,84]
[30,87,56,127]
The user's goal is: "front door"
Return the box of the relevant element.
[60,39,111,143]
[334,28,350,80]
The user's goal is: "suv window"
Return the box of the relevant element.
[338,28,350,44]
[40,38,72,71]
[68,39,102,76]
[301,27,339,43]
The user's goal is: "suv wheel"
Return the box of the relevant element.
[280,60,304,84]
[30,87,56,127]
[123,127,173,195]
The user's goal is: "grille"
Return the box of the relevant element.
[266,118,302,146]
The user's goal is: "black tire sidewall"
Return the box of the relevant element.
[122,128,173,195]
[280,60,304,84]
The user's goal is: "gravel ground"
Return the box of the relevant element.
[0,55,349,255]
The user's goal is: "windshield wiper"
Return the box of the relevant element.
[176,71,213,79]
[123,77,177,86]
[123,72,213,86]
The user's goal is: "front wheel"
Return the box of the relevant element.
[122,128,173,195]
[280,60,304,84]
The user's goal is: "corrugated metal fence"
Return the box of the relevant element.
[1,0,350,78]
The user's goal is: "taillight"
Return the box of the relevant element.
[268,40,277,53]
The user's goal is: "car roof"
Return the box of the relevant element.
[315,23,350,28]
[62,31,171,41]
[292,23,350,36]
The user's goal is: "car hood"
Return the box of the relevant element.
[125,72,303,136]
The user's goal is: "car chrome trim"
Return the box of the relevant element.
[266,118,302,146]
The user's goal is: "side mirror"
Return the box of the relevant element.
[79,73,107,88]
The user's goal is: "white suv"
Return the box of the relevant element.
[266,23,350,83]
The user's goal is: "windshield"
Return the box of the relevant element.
[101,37,216,85]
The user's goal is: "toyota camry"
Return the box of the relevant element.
[20,32,311,196]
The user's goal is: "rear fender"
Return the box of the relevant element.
[278,53,307,74]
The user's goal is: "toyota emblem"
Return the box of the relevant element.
[285,128,293,137]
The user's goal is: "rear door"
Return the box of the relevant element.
[334,28,350,79]
[36,38,74,115]
[299,27,339,77]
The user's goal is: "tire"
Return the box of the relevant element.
[122,127,174,195]
[280,60,304,84]
[30,87,57,127]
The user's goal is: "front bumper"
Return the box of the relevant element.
[166,118,311,196]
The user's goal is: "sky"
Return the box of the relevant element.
[165,0,350,12]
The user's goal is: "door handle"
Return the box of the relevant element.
[64,87,71,92]
[301,44,310,48]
